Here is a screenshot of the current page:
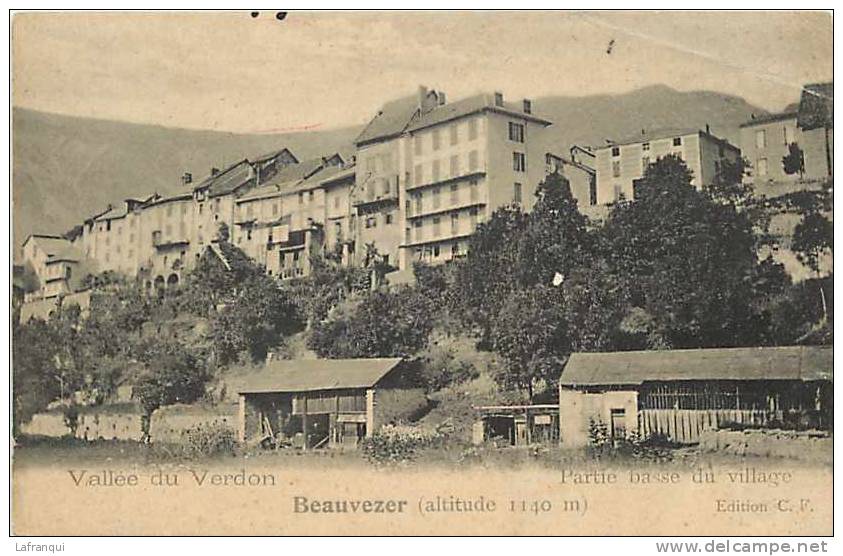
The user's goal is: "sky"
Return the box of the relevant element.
[12,10,833,134]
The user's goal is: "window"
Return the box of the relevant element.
[385,212,394,225]
[641,156,650,173]
[508,122,525,143]
[414,164,423,186]
[611,146,620,157]
[199,204,204,214]
[513,183,522,204]
[757,158,769,177]
[642,142,650,151]
[106,220,112,232]
[414,136,422,156]
[673,137,683,147]
[468,151,479,172]
[432,216,441,236]
[450,155,460,177]
[451,212,459,234]
[383,177,391,195]
[450,183,459,204]
[433,245,440,258]
[414,220,423,241]
[450,124,458,146]
[613,184,623,201]
[365,216,377,229]
[469,207,479,228]
[513,152,526,172]
[612,160,621,178]
[309,191,314,201]
[298,192,304,204]
[432,129,441,151]
[415,192,423,213]
[468,119,478,140]
[273,203,279,215]
[432,160,441,182]
[433,187,441,209]
[334,196,340,209]
[469,179,479,202]
[589,178,598,206]
[755,130,766,149]
[784,125,795,145]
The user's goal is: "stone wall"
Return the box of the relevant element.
[699,428,832,463]
[20,410,144,441]
[149,404,237,444]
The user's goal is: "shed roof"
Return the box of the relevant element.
[237,358,404,394]
[560,346,832,387]
[739,111,798,128]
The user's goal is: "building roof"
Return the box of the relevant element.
[406,93,552,133]
[94,205,128,221]
[320,164,356,186]
[599,127,739,152]
[236,358,404,394]
[355,94,424,146]
[797,82,833,131]
[739,111,799,128]
[560,346,832,386]
[194,159,254,198]
[252,147,298,165]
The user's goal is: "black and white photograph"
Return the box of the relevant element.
[7,9,835,539]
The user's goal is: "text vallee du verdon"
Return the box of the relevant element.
[68,469,278,487]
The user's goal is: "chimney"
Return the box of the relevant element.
[211,167,220,176]
[438,91,446,106]
[418,85,429,111]
[181,172,192,186]
[523,99,532,114]
[494,91,504,107]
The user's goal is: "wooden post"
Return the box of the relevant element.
[237,395,246,443]
[301,395,308,451]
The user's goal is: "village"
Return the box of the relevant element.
[12,77,834,470]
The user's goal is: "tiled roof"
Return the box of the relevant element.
[319,164,356,186]
[560,346,832,386]
[797,82,833,131]
[406,93,551,133]
[355,94,422,146]
[194,159,254,198]
[94,205,129,221]
[236,358,404,394]
[252,147,298,164]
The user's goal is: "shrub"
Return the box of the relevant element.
[359,424,443,465]
[182,421,237,458]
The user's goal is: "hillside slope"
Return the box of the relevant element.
[12,108,360,252]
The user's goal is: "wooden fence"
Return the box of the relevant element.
[638,408,771,444]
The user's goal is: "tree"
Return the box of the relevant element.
[451,205,528,340]
[517,171,589,287]
[782,142,805,177]
[308,287,436,359]
[132,339,209,440]
[490,286,569,399]
[792,211,833,276]
[12,319,63,435]
[600,154,770,348]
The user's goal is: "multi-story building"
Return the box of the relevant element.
[20,234,90,300]
[545,151,597,208]
[594,127,741,204]
[739,82,832,191]
[354,86,555,270]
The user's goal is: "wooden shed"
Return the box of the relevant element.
[236,358,427,450]
[559,346,832,448]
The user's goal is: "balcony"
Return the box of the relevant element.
[405,169,486,192]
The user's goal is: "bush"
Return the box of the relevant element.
[359,424,443,465]
[182,421,237,457]
[149,421,237,460]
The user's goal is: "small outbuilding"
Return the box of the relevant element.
[559,346,832,448]
[236,358,427,450]
[472,405,559,446]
